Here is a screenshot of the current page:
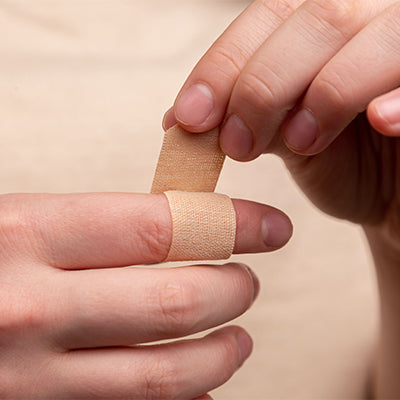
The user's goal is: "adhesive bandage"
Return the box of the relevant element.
[164,191,236,261]
[151,125,236,261]
[151,125,225,194]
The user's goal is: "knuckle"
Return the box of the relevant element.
[137,218,172,261]
[0,195,44,259]
[0,295,48,340]
[236,68,283,113]
[256,0,299,24]
[144,357,180,400]
[206,41,249,82]
[304,0,363,39]
[0,199,31,247]
[152,281,198,335]
[377,3,400,53]
[313,72,350,111]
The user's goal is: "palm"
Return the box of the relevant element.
[279,113,399,234]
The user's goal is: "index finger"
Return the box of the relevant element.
[166,0,304,133]
[4,193,292,269]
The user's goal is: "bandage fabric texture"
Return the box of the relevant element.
[151,125,236,261]
[164,191,236,261]
[151,125,225,194]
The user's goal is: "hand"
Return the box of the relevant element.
[0,192,292,399]
[164,2,400,396]
[164,0,400,249]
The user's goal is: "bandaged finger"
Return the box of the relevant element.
[164,191,236,262]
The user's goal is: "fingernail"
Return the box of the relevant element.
[220,114,253,160]
[262,214,293,248]
[175,83,214,126]
[235,330,253,365]
[284,108,318,151]
[375,96,400,125]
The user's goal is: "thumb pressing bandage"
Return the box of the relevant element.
[151,125,236,261]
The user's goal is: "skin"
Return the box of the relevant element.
[0,192,292,399]
[164,0,400,397]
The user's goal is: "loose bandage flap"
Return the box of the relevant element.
[151,125,225,194]
[164,191,236,261]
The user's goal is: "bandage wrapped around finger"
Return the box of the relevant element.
[151,125,236,261]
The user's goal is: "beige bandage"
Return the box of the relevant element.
[151,125,236,261]
[151,125,225,194]
[164,191,236,261]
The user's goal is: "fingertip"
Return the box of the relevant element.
[282,108,320,155]
[235,328,253,366]
[232,199,293,254]
[192,395,214,400]
[245,264,260,302]
[223,262,260,303]
[220,114,256,161]
[208,325,253,367]
[261,211,293,249]
[162,107,177,131]
[367,98,400,137]
[366,101,387,135]
[174,83,216,130]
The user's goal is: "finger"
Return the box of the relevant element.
[13,193,292,269]
[167,0,304,133]
[162,106,177,131]
[51,326,252,400]
[282,2,400,155]
[220,0,388,161]
[233,198,292,253]
[193,395,213,400]
[368,87,400,137]
[52,263,258,349]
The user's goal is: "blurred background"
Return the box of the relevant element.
[0,1,378,398]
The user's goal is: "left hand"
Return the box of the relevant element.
[0,192,292,400]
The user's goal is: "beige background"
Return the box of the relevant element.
[0,1,378,399]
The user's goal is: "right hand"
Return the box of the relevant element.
[0,192,292,399]
[163,0,400,245]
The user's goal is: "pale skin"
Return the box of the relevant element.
[7,0,400,398]
[163,0,400,398]
[0,193,292,399]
